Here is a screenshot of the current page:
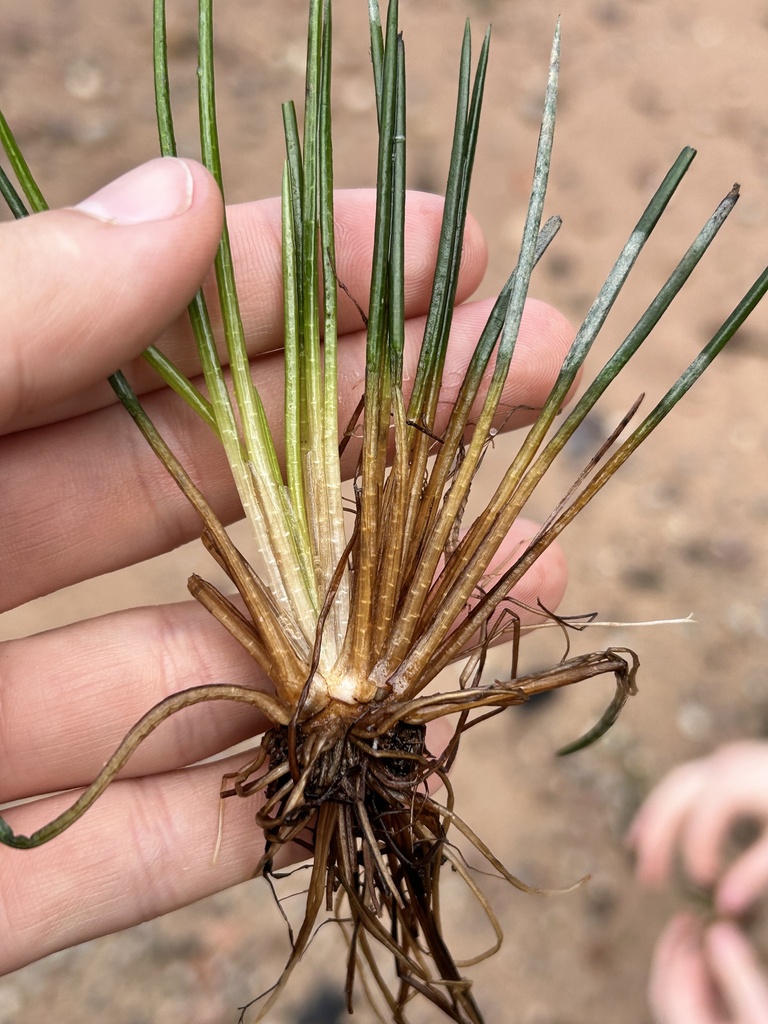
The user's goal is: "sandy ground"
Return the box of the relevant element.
[1,1,767,1022]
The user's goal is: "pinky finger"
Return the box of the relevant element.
[648,913,722,1024]
[705,921,768,1024]
[627,761,710,888]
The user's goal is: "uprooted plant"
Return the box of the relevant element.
[1,1,766,1021]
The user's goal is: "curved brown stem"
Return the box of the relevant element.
[0,684,290,849]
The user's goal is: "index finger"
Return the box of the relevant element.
[627,760,710,888]
[11,190,488,433]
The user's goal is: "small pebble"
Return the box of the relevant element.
[676,700,713,741]
[65,57,104,100]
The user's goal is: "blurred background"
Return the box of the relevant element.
[1,0,767,1021]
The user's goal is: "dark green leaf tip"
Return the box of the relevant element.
[0,817,35,849]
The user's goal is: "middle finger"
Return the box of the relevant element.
[2,297,572,607]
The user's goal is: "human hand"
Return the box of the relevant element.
[648,913,768,1024]
[628,742,768,915]
[0,157,573,974]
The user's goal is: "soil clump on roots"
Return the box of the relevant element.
[231,710,493,1022]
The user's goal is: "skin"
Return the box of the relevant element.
[0,157,574,975]
[629,742,768,1022]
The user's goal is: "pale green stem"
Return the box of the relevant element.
[343,0,400,679]
[403,265,768,694]
[405,147,697,664]
[374,22,560,684]
[198,0,318,643]
[318,0,352,655]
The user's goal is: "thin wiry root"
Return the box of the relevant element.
[228,646,635,1023]
[0,633,636,1023]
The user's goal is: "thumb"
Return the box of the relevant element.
[0,157,223,432]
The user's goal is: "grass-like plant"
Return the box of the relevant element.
[1,1,766,1021]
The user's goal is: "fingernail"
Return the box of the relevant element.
[73,157,195,224]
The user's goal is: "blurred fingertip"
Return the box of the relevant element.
[715,885,749,918]
[704,918,751,960]
[520,534,568,613]
[666,911,704,947]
